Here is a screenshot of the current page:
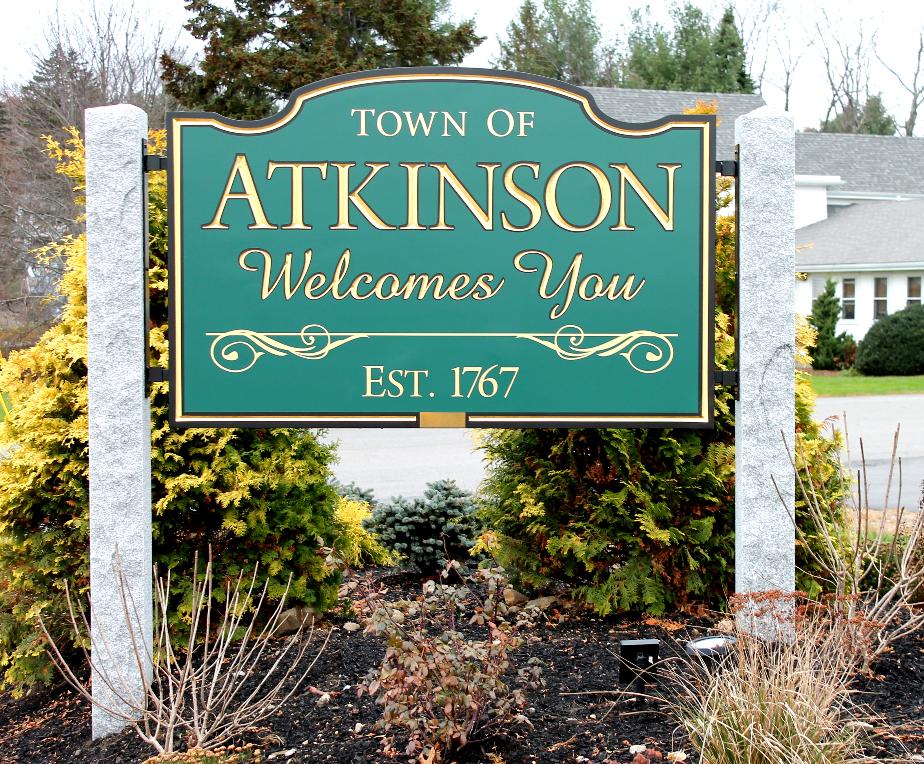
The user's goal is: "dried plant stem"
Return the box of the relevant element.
[777,423,924,669]
[39,550,329,754]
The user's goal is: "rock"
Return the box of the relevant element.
[503,587,529,606]
[275,606,318,636]
[342,621,361,633]
[526,595,558,611]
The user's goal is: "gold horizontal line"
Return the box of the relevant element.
[204,331,680,338]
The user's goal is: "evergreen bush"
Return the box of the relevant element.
[476,118,845,613]
[808,279,856,371]
[855,304,924,376]
[0,130,342,693]
[334,497,395,568]
[366,480,478,574]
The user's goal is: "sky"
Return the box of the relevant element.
[2,0,924,133]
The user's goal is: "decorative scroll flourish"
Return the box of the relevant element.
[516,326,676,373]
[209,325,367,373]
[206,325,677,375]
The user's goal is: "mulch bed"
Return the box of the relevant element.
[1,568,922,763]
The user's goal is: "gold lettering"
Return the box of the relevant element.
[513,249,581,319]
[399,163,426,230]
[331,162,396,230]
[442,112,467,136]
[432,162,500,231]
[609,163,680,231]
[204,154,275,230]
[404,111,437,136]
[351,108,375,136]
[545,162,612,232]
[501,162,542,232]
[238,248,308,299]
[266,161,328,229]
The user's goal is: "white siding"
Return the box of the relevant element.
[795,270,924,340]
[795,183,831,229]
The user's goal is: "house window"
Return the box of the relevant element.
[909,276,922,307]
[874,277,888,319]
[841,278,855,319]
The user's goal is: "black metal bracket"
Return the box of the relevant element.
[713,370,739,387]
[144,153,167,172]
[715,159,738,177]
[147,367,169,385]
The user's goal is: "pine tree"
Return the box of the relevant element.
[496,0,558,79]
[496,0,613,86]
[712,7,753,93]
[808,279,855,370]
[822,94,897,135]
[624,3,754,93]
[162,0,483,119]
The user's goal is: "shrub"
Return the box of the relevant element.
[855,303,924,376]
[334,497,396,568]
[808,279,856,371]
[366,480,479,575]
[477,139,845,613]
[332,480,376,504]
[0,129,341,693]
[42,554,328,756]
[359,563,543,762]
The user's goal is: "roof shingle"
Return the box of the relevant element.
[795,132,924,195]
[795,198,924,267]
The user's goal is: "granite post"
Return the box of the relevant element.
[734,106,796,637]
[85,104,152,737]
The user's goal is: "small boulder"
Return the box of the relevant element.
[503,587,529,606]
[275,606,318,636]
[526,595,558,611]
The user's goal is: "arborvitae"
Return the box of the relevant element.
[808,279,855,370]
[476,103,843,614]
[162,0,483,119]
[0,129,342,693]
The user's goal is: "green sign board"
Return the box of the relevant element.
[168,68,715,428]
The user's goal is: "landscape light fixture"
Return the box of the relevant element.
[618,638,660,685]
[685,635,736,664]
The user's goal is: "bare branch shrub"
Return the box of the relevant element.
[39,552,330,755]
[661,595,875,764]
[780,424,924,669]
[359,561,544,763]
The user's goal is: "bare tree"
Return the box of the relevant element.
[813,9,877,131]
[732,0,780,92]
[878,31,924,136]
[774,33,807,112]
[43,0,188,127]
[0,1,191,349]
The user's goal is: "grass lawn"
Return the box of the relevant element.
[810,371,924,397]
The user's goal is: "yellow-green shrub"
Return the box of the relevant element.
[0,129,341,693]
[477,103,846,613]
[334,497,396,568]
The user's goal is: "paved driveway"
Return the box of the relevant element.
[325,394,924,507]
[813,394,924,509]
[324,428,486,500]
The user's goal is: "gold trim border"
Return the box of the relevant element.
[170,70,713,427]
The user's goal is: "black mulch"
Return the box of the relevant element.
[1,569,922,764]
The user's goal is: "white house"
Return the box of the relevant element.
[794,133,924,340]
